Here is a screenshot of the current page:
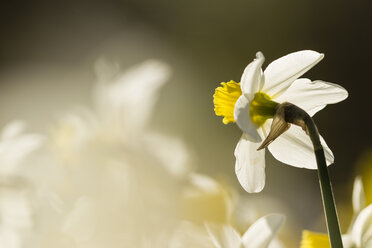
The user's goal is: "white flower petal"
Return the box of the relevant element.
[0,229,21,248]
[1,191,33,229]
[241,52,265,100]
[143,133,190,177]
[273,79,348,116]
[353,176,366,215]
[170,221,214,248]
[268,238,285,248]
[242,214,285,248]
[234,133,266,193]
[266,122,334,169]
[94,60,171,132]
[1,121,26,140]
[62,197,97,243]
[341,234,355,248]
[263,50,324,97]
[0,126,44,175]
[234,95,261,142]
[351,204,372,247]
[364,239,372,248]
[187,173,221,196]
[205,224,242,248]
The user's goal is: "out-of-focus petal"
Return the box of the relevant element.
[353,176,366,215]
[143,132,190,177]
[182,174,232,224]
[94,59,171,133]
[268,238,285,248]
[265,122,334,169]
[0,122,44,175]
[205,224,242,248]
[274,79,348,116]
[234,95,261,142]
[351,204,372,247]
[1,191,32,229]
[186,174,221,195]
[61,197,97,243]
[240,52,265,100]
[242,214,285,248]
[0,229,21,248]
[170,221,214,248]
[0,134,44,167]
[1,121,26,140]
[263,50,324,97]
[234,133,266,193]
[341,234,354,248]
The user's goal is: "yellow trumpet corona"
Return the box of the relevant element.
[213,80,278,127]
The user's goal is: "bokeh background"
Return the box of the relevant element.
[0,0,371,246]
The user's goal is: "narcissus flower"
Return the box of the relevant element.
[213,51,348,192]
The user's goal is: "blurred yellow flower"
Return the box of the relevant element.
[300,231,330,248]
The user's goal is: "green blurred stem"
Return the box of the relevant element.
[302,110,344,248]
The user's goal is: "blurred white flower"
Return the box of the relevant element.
[175,174,287,248]
[169,221,215,248]
[351,177,366,216]
[2,58,292,248]
[93,58,171,140]
[0,121,44,176]
[301,177,372,248]
[206,214,285,248]
[342,177,372,248]
[0,121,44,248]
[213,51,348,192]
[180,173,233,224]
[0,189,34,248]
[168,174,234,248]
[232,195,296,246]
[143,132,190,177]
[26,59,191,248]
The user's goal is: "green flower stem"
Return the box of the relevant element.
[304,114,343,248]
[258,101,343,247]
[265,102,343,247]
